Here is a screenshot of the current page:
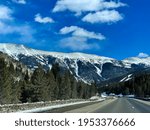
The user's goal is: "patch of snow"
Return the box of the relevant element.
[0,43,116,64]
[125,77,132,82]
[17,100,104,113]
[74,60,79,77]
[14,77,21,82]
[21,44,32,56]
[101,92,108,98]
[90,96,104,102]
[94,65,102,77]
[123,57,150,67]
[120,77,127,82]
[120,74,132,82]
[48,64,52,69]
[109,93,115,96]
[33,66,38,68]
[117,94,123,97]
[125,95,135,98]
[122,61,132,68]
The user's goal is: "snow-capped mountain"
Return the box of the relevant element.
[123,57,150,67]
[0,43,150,83]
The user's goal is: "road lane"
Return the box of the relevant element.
[65,99,117,113]
[42,97,150,113]
[126,98,150,113]
[94,98,138,113]
[62,98,150,113]
[94,98,150,113]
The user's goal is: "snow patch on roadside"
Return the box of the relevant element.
[17,98,105,113]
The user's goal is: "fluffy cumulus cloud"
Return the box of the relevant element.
[0,5,35,43]
[59,26,104,50]
[12,0,26,4]
[53,0,126,14]
[82,10,123,24]
[0,5,13,20]
[59,36,99,51]
[138,53,149,58]
[60,26,105,40]
[34,13,54,24]
[55,1,127,51]
[53,0,126,23]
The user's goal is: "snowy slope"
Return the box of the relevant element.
[120,74,133,82]
[0,43,116,63]
[0,43,149,83]
[123,57,150,67]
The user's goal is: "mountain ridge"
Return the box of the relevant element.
[0,43,116,60]
[0,43,150,83]
[1,43,149,61]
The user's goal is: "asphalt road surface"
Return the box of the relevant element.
[94,98,150,113]
[43,98,150,113]
[58,98,150,113]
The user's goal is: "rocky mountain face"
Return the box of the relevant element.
[0,43,150,83]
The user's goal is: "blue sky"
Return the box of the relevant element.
[0,0,150,60]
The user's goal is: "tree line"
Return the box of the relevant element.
[0,57,97,105]
[98,72,150,98]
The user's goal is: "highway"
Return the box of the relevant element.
[94,98,150,113]
[46,98,150,113]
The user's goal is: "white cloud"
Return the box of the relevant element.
[59,26,104,51]
[0,5,35,43]
[82,10,123,24]
[34,14,54,24]
[0,5,13,20]
[138,53,149,58]
[53,0,126,14]
[59,36,99,51]
[0,21,36,43]
[12,0,26,4]
[60,26,105,40]
[102,0,126,9]
[0,21,15,34]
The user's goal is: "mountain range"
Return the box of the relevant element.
[0,43,150,84]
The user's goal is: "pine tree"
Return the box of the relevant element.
[89,83,97,97]
[77,82,85,98]
[51,63,60,79]
[51,63,62,100]
[11,81,21,104]
[59,71,71,100]
[24,70,30,83]
[0,59,13,104]
[31,65,48,102]
[46,70,58,100]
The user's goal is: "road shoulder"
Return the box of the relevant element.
[132,98,150,106]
